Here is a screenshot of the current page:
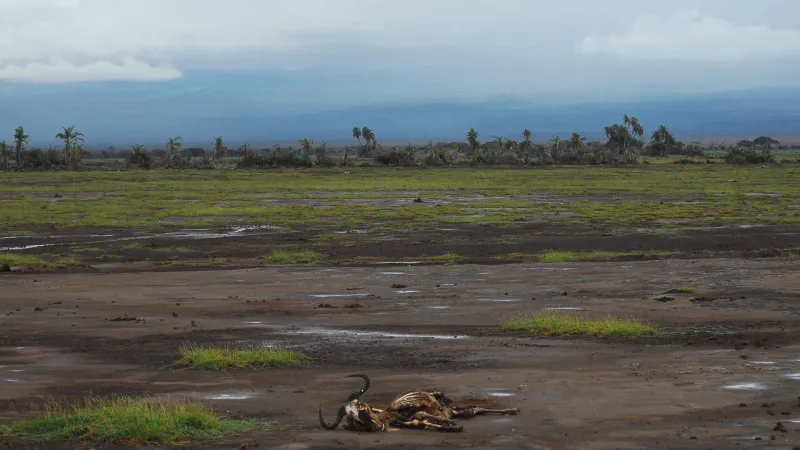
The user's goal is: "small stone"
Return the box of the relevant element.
[773,422,788,433]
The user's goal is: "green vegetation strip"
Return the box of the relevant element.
[0,396,255,445]
[0,252,84,270]
[502,311,657,337]
[0,165,797,231]
[263,250,327,265]
[666,287,703,295]
[173,344,310,370]
[497,249,678,263]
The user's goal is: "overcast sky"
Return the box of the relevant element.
[1,0,800,102]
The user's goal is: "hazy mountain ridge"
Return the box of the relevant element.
[1,77,798,148]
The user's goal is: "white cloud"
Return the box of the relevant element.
[578,9,800,61]
[0,59,181,83]
[0,0,799,89]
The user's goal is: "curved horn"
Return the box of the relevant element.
[345,373,371,401]
[319,404,347,430]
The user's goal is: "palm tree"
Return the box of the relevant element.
[55,126,83,170]
[549,135,562,161]
[299,138,313,158]
[466,128,480,154]
[13,126,28,166]
[519,129,533,163]
[352,127,363,147]
[127,144,151,170]
[212,136,227,162]
[165,136,183,168]
[569,132,586,150]
[650,125,676,156]
[622,115,644,163]
[0,140,7,170]
[361,127,376,155]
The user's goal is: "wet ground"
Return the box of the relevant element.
[2,221,799,270]
[3,257,800,449]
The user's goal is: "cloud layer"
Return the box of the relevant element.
[579,9,800,61]
[0,0,799,92]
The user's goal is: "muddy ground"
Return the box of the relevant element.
[2,255,800,449]
[2,221,799,271]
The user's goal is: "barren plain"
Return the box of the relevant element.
[1,165,800,449]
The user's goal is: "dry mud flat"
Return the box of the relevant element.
[2,259,800,449]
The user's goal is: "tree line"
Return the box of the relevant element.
[0,115,786,171]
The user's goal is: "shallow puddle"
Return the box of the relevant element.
[285,327,470,340]
[478,298,520,303]
[484,388,516,398]
[721,382,768,391]
[375,261,422,265]
[379,272,407,275]
[395,290,418,294]
[310,293,370,298]
[429,306,450,309]
[543,307,585,311]
[205,393,256,400]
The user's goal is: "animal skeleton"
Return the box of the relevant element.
[318,374,520,432]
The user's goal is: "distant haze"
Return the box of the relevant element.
[1,1,799,147]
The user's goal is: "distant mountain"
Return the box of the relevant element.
[0,74,798,148]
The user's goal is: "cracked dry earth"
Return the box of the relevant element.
[2,258,800,449]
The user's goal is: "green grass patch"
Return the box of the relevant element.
[262,250,326,265]
[666,287,704,295]
[0,396,254,445]
[501,311,657,337]
[173,344,310,370]
[0,252,84,270]
[504,249,678,263]
[425,252,463,264]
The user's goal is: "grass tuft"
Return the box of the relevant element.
[666,287,703,295]
[262,250,326,265]
[536,249,675,263]
[426,252,463,264]
[0,252,84,270]
[0,396,254,445]
[173,344,310,370]
[501,311,657,337]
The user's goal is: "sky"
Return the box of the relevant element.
[0,0,799,145]
[1,0,799,98]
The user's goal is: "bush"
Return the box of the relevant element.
[237,152,313,168]
[724,147,776,164]
[124,149,153,170]
[374,146,416,166]
[20,148,65,171]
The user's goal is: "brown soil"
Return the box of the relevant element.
[2,254,800,449]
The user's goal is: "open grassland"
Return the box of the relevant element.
[0,164,798,271]
[0,165,798,230]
